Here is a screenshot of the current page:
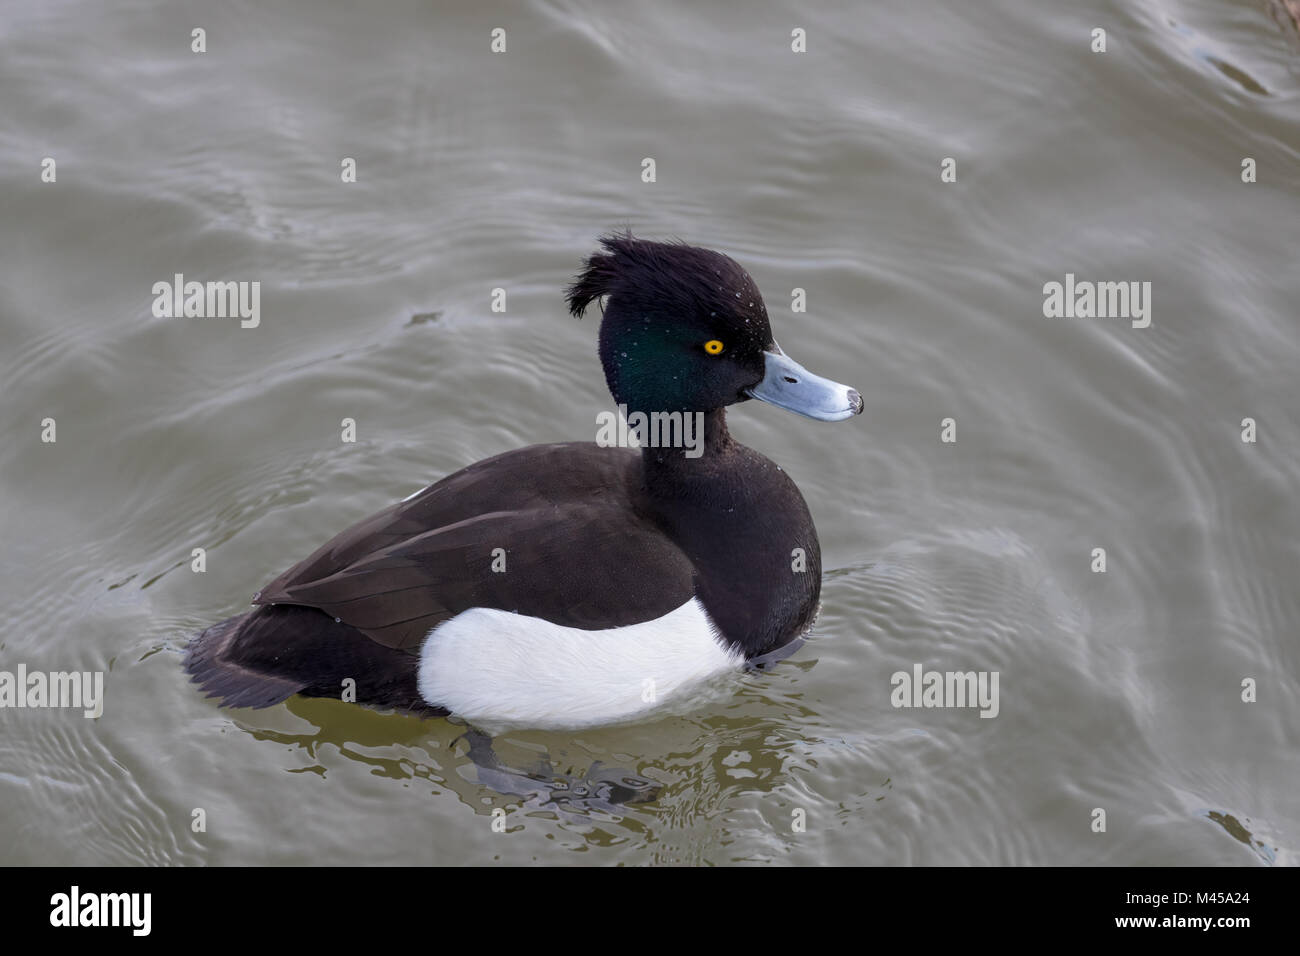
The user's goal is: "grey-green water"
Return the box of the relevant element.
[1,0,1298,865]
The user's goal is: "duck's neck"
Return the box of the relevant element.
[639,408,735,482]
[638,407,822,658]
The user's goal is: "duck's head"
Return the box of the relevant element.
[567,234,863,422]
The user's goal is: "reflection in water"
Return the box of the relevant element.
[228,660,839,855]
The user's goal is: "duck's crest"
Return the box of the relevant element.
[566,231,635,318]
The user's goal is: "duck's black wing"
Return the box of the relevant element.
[186,443,697,711]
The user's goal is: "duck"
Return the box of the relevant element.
[186,234,862,729]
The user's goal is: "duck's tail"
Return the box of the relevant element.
[185,610,306,709]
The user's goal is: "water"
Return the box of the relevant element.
[1,0,1297,865]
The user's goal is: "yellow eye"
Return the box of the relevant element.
[704,339,724,355]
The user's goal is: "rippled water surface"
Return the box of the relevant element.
[2,0,1298,865]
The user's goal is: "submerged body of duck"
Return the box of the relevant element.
[187,235,861,728]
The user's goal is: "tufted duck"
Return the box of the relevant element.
[187,234,862,728]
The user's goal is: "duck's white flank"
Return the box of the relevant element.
[416,598,742,728]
